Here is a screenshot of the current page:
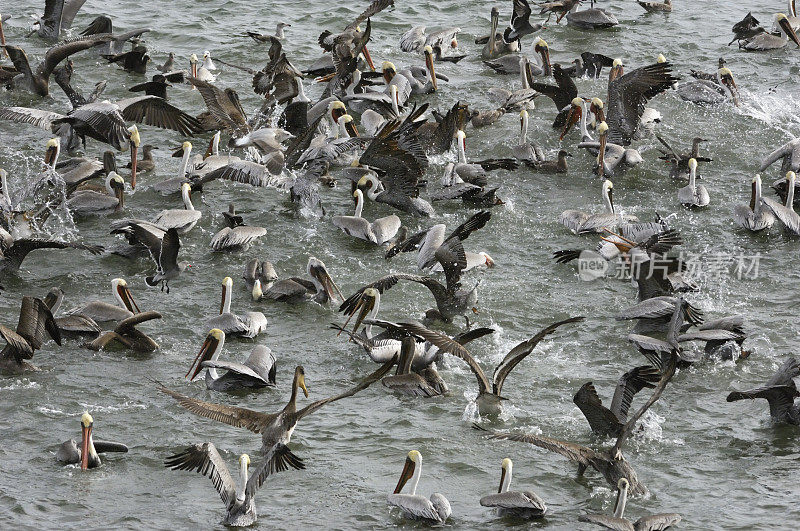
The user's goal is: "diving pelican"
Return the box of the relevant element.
[165,444,301,527]
[381,336,441,397]
[332,189,401,245]
[677,158,710,208]
[66,278,139,323]
[204,277,268,338]
[740,14,800,50]
[560,179,638,234]
[186,329,277,391]
[580,478,681,530]
[726,357,799,425]
[399,317,583,415]
[56,413,128,470]
[734,175,775,231]
[482,7,519,59]
[387,450,451,523]
[762,172,800,234]
[65,171,125,215]
[0,296,61,374]
[254,257,342,304]
[480,458,547,519]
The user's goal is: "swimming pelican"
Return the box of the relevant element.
[56,413,128,470]
[42,287,101,336]
[742,13,800,50]
[204,277,267,338]
[332,189,401,245]
[762,172,800,234]
[677,67,740,106]
[580,478,681,530]
[65,171,125,215]
[677,159,710,208]
[513,109,545,161]
[560,180,638,234]
[480,458,547,519]
[66,278,139,323]
[734,175,775,231]
[566,0,619,29]
[152,141,194,195]
[190,53,216,82]
[186,329,276,391]
[254,257,342,304]
[727,357,799,425]
[525,150,571,173]
[165,443,300,527]
[160,359,394,463]
[0,296,61,374]
[85,311,163,352]
[153,183,202,233]
[488,57,537,111]
[482,7,519,59]
[399,317,583,415]
[387,450,451,523]
[381,337,441,397]
[637,0,671,12]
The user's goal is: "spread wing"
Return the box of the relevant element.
[244,443,306,498]
[164,442,237,509]
[487,430,597,466]
[609,365,661,421]
[40,34,114,78]
[0,107,65,130]
[116,96,203,136]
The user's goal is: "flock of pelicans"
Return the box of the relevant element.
[2,0,800,527]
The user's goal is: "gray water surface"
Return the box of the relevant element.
[1,1,800,529]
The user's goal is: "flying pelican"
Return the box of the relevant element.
[560,180,638,234]
[204,277,268,338]
[734,175,775,231]
[65,171,125,215]
[0,296,61,374]
[332,189,401,245]
[580,478,681,530]
[30,0,88,40]
[566,0,619,29]
[740,14,800,50]
[159,359,395,465]
[398,317,583,415]
[482,7,519,59]
[387,450,451,523]
[186,329,277,391]
[677,159,710,208]
[399,26,461,58]
[381,336,441,397]
[480,458,547,519]
[66,278,139,323]
[85,311,163,352]
[762,172,800,235]
[165,443,301,526]
[56,412,128,470]
[254,257,342,304]
[573,366,661,437]
[727,357,799,425]
[79,15,151,55]
[210,204,267,252]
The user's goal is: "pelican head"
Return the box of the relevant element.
[295,365,309,397]
[220,276,233,312]
[603,179,614,212]
[688,157,698,171]
[382,61,397,84]
[181,182,192,194]
[252,279,263,301]
[348,287,380,335]
[788,171,797,184]
[717,67,740,105]
[80,412,94,470]
[497,457,513,493]
[617,478,629,489]
[189,53,198,64]
[597,121,609,136]
[777,13,800,46]
[609,58,624,83]
[44,138,60,167]
[112,278,139,314]
[394,450,422,494]
[107,172,125,208]
[657,54,666,63]
[329,100,347,124]
[591,97,604,109]
[534,38,551,74]
[613,477,629,517]
[307,257,343,302]
[423,45,437,90]
[339,113,359,137]
[186,328,225,380]
[560,97,586,140]
[128,125,141,188]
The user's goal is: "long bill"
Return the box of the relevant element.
[779,15,800,47]
[361,45,376,71]
[186,332,221,380]
[117,283,140,314]
[560,103,581,140]
[393,457,416,494]
[424,48,437,91]
[80,422,92,470]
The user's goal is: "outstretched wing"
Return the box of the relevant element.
[117,96,203,136]
[158,384,277,433]
[487,430,596,466]
[164,442,237,510]
[609,365,661,421]
[244,443,305,498]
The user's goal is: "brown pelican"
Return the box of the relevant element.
[452,130,520,182]
[152,183,202,233]
[381,337,441,397]
[0,229,103,281]
[677,159,710,208]
[66,278,139,323]
[317,0,394,73]
[488,57,537,111]
[482,7,519,59]
[388,450,451,523]
[727,358,799,425]
[204,277,267,338]
[480,458,547,519]
[566,0,619,29]
[677,67,740,106]
[85,311,163,353]
[3,35,112,96]
[760,137,800,175]
[143,228,190,293]
[0,296,61,374]
[210,204,267,252]
[165,443,300,527]
[580,478,681,530]
[31,0,88,40]
[151,141,194,195]
[332,189,401,245]
[42,287,101,336]
[189,53,216,82]
[186,329,276,391]
[762,172,800,234]
[560,180,638,234]
[65,171,125,215]
[399,26,461,57]
[734,176,777,231]
[637,0,671,13]
[159,359,394,463]
[399,317,583,415]
[573,366,661,437]
[79,15,151,55]
[56,413,128,470]
[243,259,278,294]
[254,257,342,304]
[741,14,800,50]
[539,0,580,23]
[656,134,712,179]
[513,109,545,162]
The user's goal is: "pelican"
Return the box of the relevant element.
[204,277,267,338]
[488,57,536,110]
[560,180,638,234]
[525,150,571,173]
[152,141,194,195]
[243,259,278,293]
[65,171,125,215]
[677,67,740,106]
[513,109,545,162]
[190,53,216,82]
[399,317,583,415]
[254,257,342,304]
[332,189,401,245]
[0,296,61,374]
[159,359,394,464]
[740,14,800,50]
[42,287,101,336]
[166,444,300,527]
[677,159,710,208]
[637,0,671,12]
[85,311,163,353]
[210,204,267,252]
[186,329,276,391]
[56,413,128,470]
[727,357,799,425]
[734,175,775,231]
[0,228,103,281]
[566,0,619,29]
[482,7,519,59]
[480,458,547,519]
[760,137,800,176]
[580,478,681,530]
[153,183,202,233]
[66,278,139,323]
[381,336,441,397]
[79,15,151,55]
[762,172,800,235]
[387,450,451,523]
[124,144,157,175]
